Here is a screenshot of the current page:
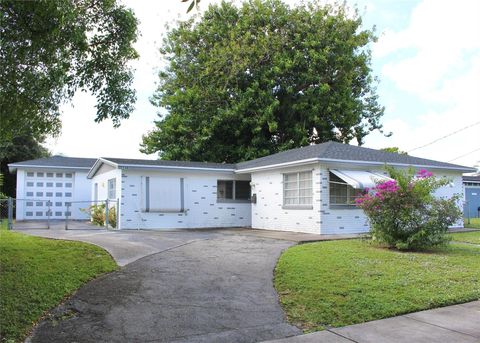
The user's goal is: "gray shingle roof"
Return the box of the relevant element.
[9,156,97,169]
[103,157,236,170]
[236,141,474,171]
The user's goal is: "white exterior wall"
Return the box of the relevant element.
[118,169,251,230]
[14,167,91,220]
[250,163,465,235]
[250,163,321,234]
[15,170,26,220]
[319,164,379,234]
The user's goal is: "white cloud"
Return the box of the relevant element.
[366,0,480,167]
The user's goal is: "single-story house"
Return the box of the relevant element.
[10,142,476,234]
[8,156,96,220]
[463,175,480,218]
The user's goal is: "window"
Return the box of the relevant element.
[65,192,72,197]
[283,171,313,207]
[235,181,251,200]
[65,202,71,206]
[55,211,62,216]
[37,172,44,177]
[26,212,33,216]
[27,172,34,177]
[217,180,233,200]
[56,182,62,187]
[65,182,72,188]
[65,211,72,216]
[36,192,43,197]
[26,192,33,197]
[35,211,43,216]
[47,173,54,178]
[26,202,33,207]
[36,182,43,187]
[46,192,53,197]
[26,182,34,187]
[143,177,184,212]
[56,192,62,197]
[329,172,363,206]
[108,178,116,199]
[55,202,62,207]
[65,173,73,178]
[217,180,251,201]
[46,182,53,187]
[56,173,63,178]
[36,201,43,207]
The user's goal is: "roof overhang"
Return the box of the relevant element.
[8,164,92,173]
[87,159,236,179]
[87,158,119,179]
[235,158,477,173]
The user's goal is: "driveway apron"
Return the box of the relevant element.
[28,234,302,343]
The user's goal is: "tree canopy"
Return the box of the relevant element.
[0,135,50,197]
[142,0,385,163]
[0,0,139,143]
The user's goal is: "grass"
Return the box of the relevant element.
[0,221,117,342]
[464,218,480,229]
[450,230,480,244]
[274,239,480,332]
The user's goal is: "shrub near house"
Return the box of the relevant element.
[356,167,462,250]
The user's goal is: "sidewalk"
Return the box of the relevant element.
[263,301,480,343]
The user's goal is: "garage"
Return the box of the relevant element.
[8,156,96,221]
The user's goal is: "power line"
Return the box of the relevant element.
[408,120,480,153]
[448,147,480,162]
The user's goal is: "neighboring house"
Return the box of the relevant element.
[8,156,96,220]
[9,142,476,234]
[463,175,480,218]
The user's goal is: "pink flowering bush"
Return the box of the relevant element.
[356,167,461,250]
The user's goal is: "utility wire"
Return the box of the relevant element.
[408,120,480,153]
[448,147,480,162]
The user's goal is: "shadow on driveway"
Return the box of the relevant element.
[26,230,302,343]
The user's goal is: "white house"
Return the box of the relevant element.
[10,142,476,234]
[8,156,96,220]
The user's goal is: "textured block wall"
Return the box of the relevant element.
[119,170,251,230]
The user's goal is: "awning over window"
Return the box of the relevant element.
[330,170,392,189]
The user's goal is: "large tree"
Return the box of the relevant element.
[142,0,385,163]
[0,135,50,198]
[0,0,139,143]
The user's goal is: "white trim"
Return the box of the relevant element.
[235,158,319,173]
[8,164,91,171]
[118,164,236,172]
[235,157,475,173]
[87,158,119,179]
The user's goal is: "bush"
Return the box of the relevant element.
[82,204,117,228]
[355,167,462,250]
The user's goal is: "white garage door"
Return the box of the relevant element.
[24,171,74,219]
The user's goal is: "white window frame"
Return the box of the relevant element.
[216,180,251,202]
[282,171,313,209]
[108,178,116,200]
[328,172,363,207]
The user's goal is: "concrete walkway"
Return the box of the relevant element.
[264,301,480,343]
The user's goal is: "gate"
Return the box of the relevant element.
[0,197,118,231]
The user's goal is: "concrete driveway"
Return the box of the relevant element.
[24,228,302,343]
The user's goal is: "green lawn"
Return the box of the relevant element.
[450,230,480,244]
[0,223,117,343]
[464,218,480,229]
[275,239,480,332]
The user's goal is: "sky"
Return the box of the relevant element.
[45,0,480,169]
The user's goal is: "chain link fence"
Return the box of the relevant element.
[0,198,118,231]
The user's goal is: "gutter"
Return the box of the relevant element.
[235,158,476,173]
